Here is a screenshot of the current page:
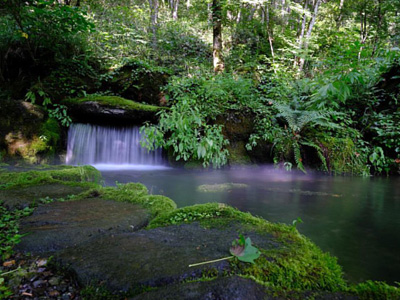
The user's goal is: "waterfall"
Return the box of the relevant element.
[66,123,168,170]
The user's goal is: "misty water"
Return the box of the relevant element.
[67,123,400,285]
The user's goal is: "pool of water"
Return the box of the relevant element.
[101,166,400,284]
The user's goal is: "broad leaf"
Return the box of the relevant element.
[230,236,260,264]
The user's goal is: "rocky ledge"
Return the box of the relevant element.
[62,95,166,125]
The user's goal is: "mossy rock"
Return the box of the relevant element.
[28,203,347,296]
[63,95,166,125]
[0,165,102,209]
[0,165,102,190]
[0,100,61,164]
[215,111,254,165]
[197,183,248,193]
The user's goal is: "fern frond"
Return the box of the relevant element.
[293,141,306,173]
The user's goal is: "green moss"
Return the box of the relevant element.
[63,95,165,112]
[197,183,248,193]
[148,203,346,293]
[0,165,102,190]
[227,142,252,165]
[350,281,400,300]
[77,183,177,218]
[320,136,368,175]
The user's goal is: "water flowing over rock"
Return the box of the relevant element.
[66,123,167,169]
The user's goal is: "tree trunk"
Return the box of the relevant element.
[336,0,345,29]
[372,0,383,56]
[171,0,179,20]
[212,0,224,73]
[266,2,275,64]
[299,0,322,71]
[148,0,159,48]
[358,2,368,60]
[294,0,309,68]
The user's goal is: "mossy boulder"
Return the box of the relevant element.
[197,183,248,193]
[215,111,254,165]
[17,200,350,297]
[63,95,166,125]
[0,165,102,209]
[104,60,170,106]
[0,100,61,164]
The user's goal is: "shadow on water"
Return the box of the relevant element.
[101,165,400,285]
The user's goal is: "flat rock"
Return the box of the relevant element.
[52,223,278,292]
[131,276,272,300]
[16,198,149,253]
[0,183,90,209]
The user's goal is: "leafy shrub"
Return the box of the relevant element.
[141,73,258,167]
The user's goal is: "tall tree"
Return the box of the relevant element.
[212,0,224,73]
[149,0,159,48]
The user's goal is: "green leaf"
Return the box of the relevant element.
[230,236,260,264]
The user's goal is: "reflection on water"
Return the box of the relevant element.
[101,166,400,284]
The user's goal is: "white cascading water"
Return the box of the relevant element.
[66,123,168,170]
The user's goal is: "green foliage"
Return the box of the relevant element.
[141,100,229,168]
[47,104,72,127]
[0,205,33,260]
[141,73,261,167]
[369,146,390,175]
[370,112,400,157]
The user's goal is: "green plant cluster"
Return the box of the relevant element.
[0,205,33,261]
[141,73,260,167]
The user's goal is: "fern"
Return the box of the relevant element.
[293,141,305,173]
[274,102,342,134]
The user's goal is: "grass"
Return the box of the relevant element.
[63,95,166,112]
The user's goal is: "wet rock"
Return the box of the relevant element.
[197,183,248,193]
[63,96,163,126]
[53,223,278,292]
[0,183,90,210]
[16,198,150,254]
[131,276,271,300]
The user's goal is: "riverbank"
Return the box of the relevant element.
[1,166,399,299]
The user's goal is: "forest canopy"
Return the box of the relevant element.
[0,0,399,174]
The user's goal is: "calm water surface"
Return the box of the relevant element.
[101,166,400,284]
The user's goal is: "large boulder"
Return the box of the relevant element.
[0,100,61,163]
[63,95,165,125]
